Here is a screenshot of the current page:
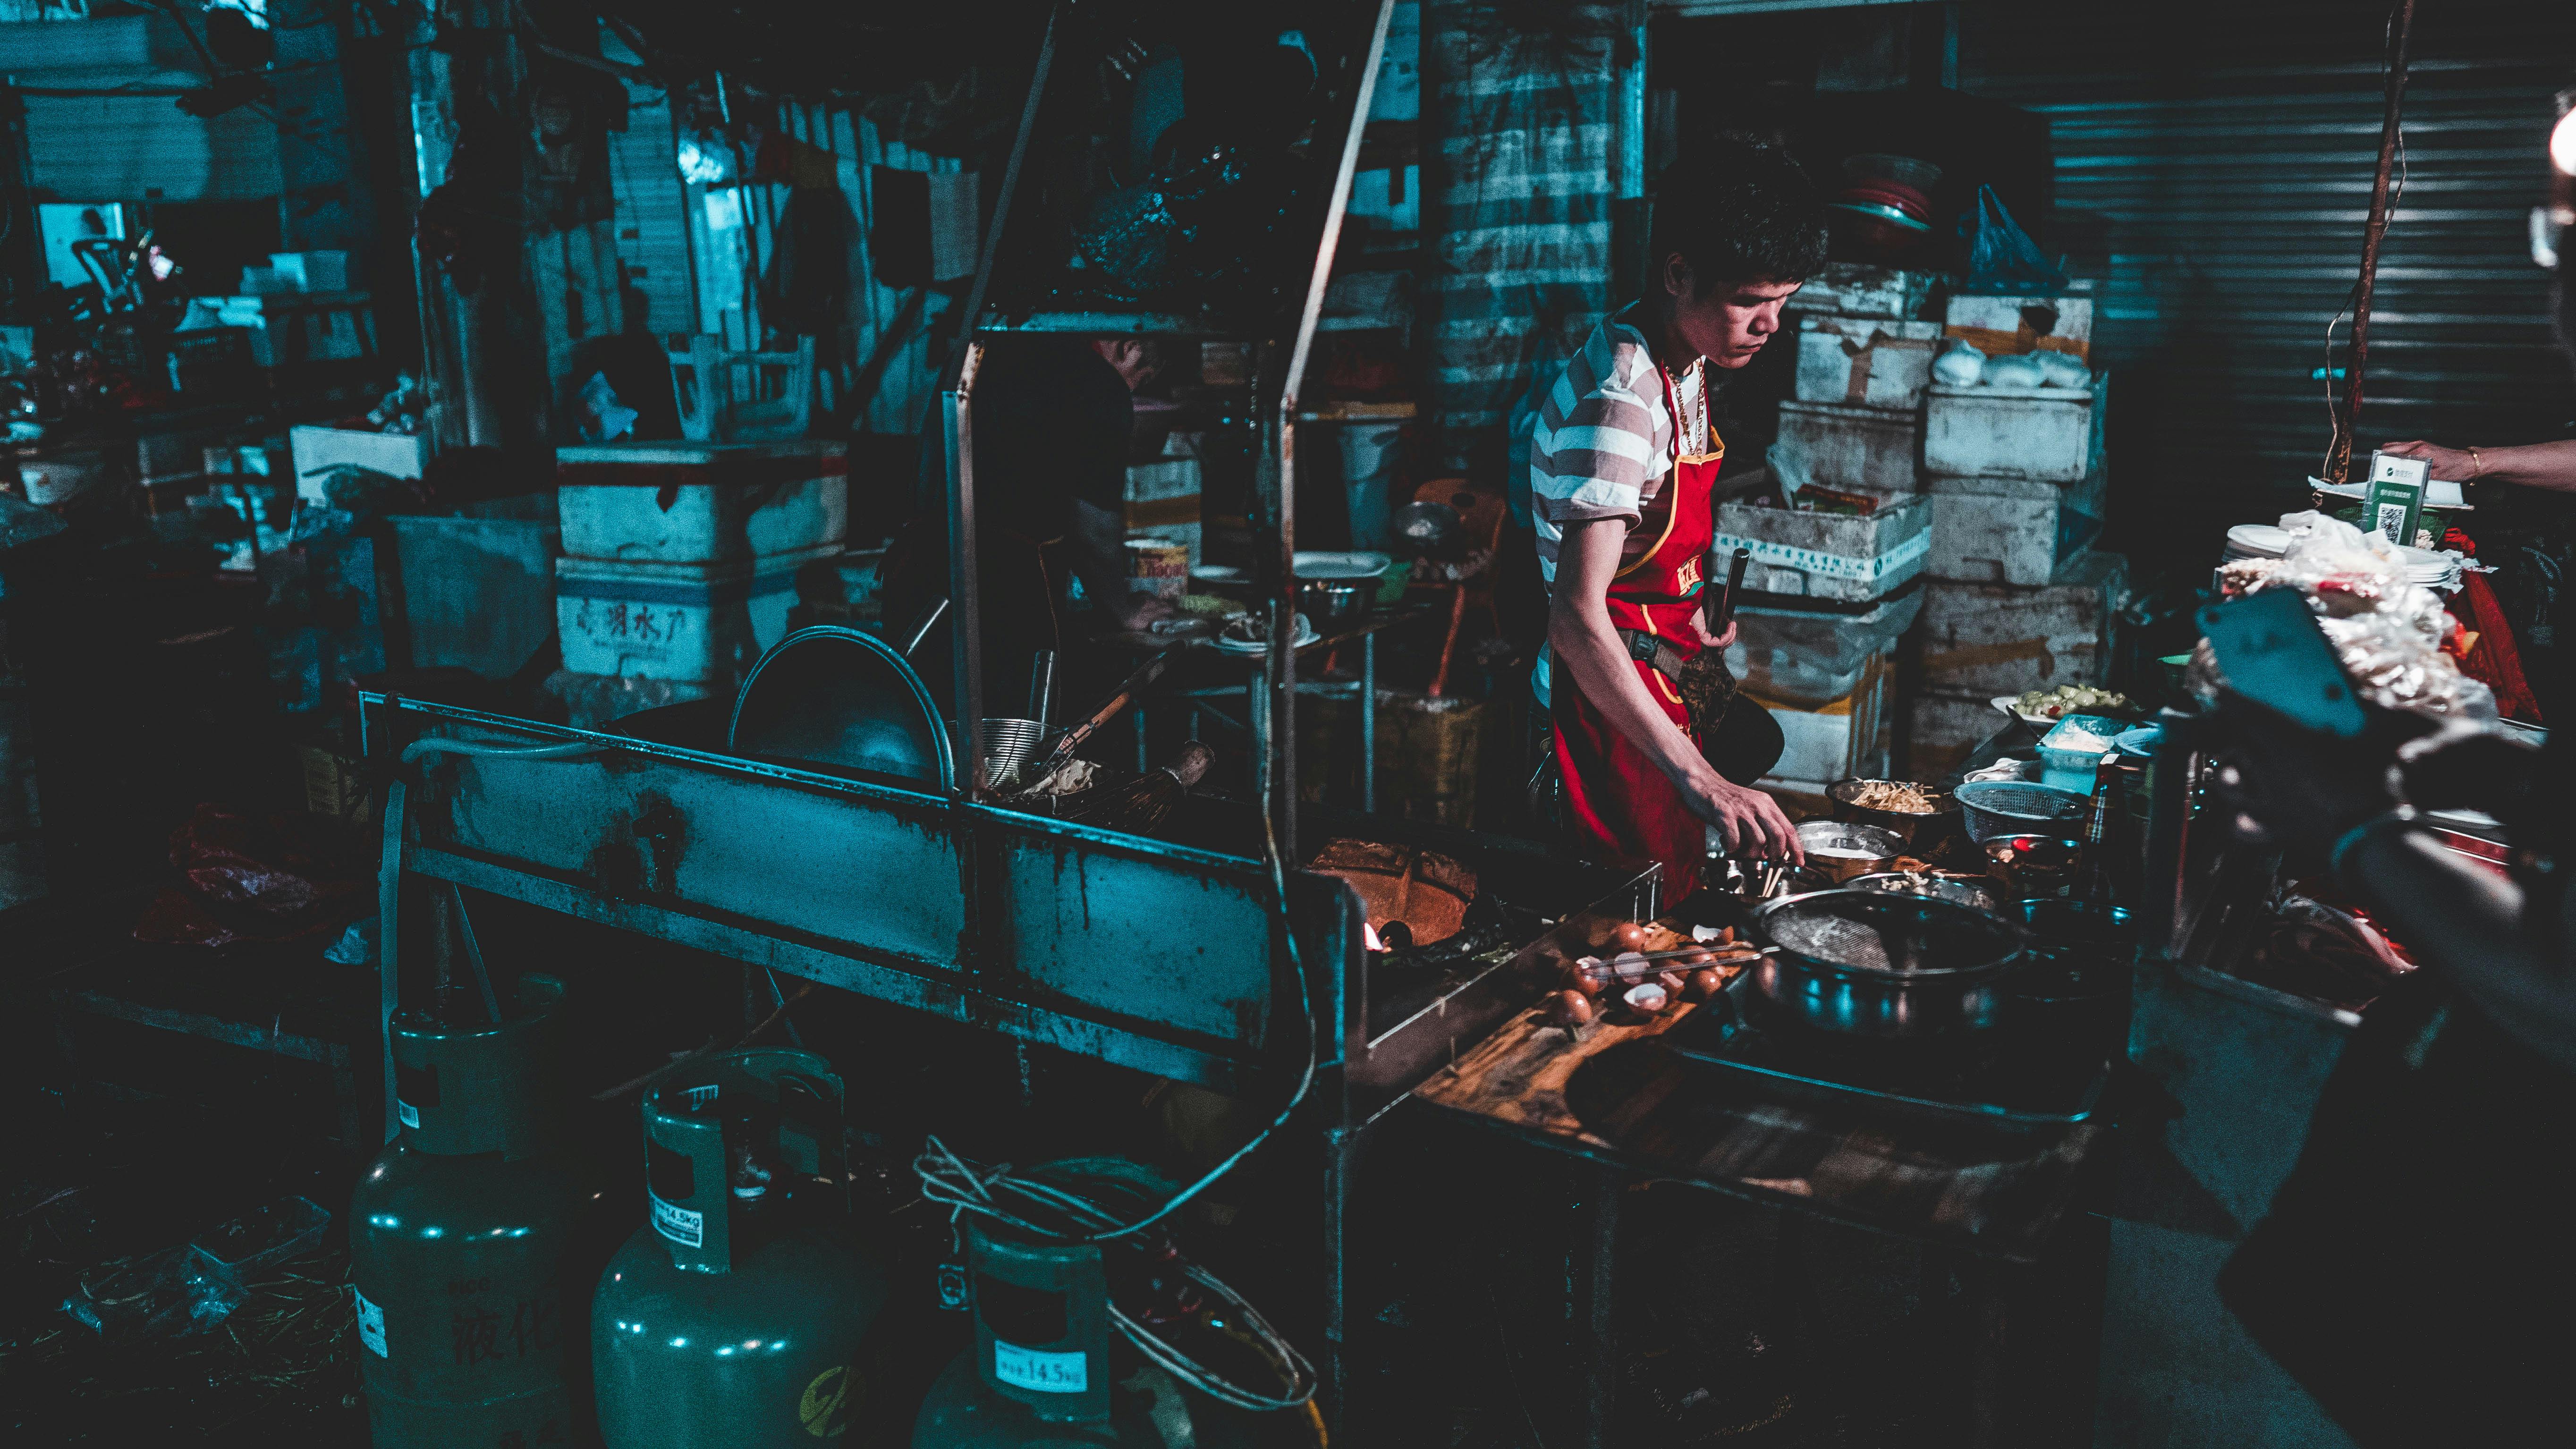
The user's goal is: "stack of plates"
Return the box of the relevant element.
[2221,523,2460,589]
[2222,524,2292,562]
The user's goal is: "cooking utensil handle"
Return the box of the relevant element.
[1042,652,1170,769]
[900,597,950,659]
[1706,546,1751,636]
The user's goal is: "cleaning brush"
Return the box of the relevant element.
[1073,741,1216,833]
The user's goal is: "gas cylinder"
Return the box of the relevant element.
[910,1208,1275,1448]
[350,974,587,1449]
[592,1048,890,1447]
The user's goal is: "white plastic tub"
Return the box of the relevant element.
[555,542,839,683]
[1923,378,2102,483]
[555,442,846,564]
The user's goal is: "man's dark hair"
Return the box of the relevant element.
[1650,134,1830,294]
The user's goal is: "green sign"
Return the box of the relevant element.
[2364,451,2429,549]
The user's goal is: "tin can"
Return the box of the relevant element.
[1123,538,1188,600]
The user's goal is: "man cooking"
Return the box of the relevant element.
[886,336,1177,703]
[1531,136,1829,897]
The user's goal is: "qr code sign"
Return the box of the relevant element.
[2374,503,2410,543]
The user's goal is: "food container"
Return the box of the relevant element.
[2035,714,2125,794]
[1956,780,2087,843]
[1795,820,1905,883]
[1983,834,2083,899]
[1125,538,1190,600]
[556,541,839,683]
[1297,581,1370,632]
[1746,889,2033,1038]
[1827,777,1960,848]
[555,441,846,563]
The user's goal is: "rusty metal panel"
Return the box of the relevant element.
[986,816,1276,1048]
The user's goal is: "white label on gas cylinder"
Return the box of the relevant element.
[397,1100,419,1129]
[649,1190,703,1248]
[993,1340,1087,1394]
[354,1288,387,1357]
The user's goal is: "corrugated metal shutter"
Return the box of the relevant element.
[1959,0,2576,556]
[1423,0,1621,467]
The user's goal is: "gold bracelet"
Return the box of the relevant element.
[2469,446,2484,479]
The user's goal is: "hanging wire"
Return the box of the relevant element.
[913,753,1323,1411]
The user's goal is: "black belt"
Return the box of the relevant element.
[1616,627,1692,685]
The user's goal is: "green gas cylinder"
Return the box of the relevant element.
[592,1048,890,1447]
[910,1212,1273,1449]
[351,974,587,1449]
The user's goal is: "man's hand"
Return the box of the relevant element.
[1105,591,1178,632]
[1685,769,1802,864]
[2380,440,2476,481]
[1690,614,1738,651]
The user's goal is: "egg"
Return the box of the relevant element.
[1549,990,1594,1028]
[1686,968,1724,1001]
[1609,921,1651,953]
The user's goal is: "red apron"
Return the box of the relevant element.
[1551,363,1723,900]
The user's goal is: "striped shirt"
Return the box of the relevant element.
[1527,307,1705,591]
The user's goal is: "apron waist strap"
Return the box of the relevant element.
[1616,627,1691,684]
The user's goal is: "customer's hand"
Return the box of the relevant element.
[1686,770,1803,864]
[2380,440,2477,481]
[2210,692,2430,854]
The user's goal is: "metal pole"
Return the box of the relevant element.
[2325,0,2418,486]
[1270,0,1398,862]
[1361,633,1376,812]
[947,344,987,795]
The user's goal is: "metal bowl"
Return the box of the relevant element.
[729,627,954,789]
[1794,820,1904,884]
[1844,871,2007,916]
[1956,780,2087,843]
[1296,580,1369,633]
[1983,835,2083,900]
[1827,777,1961,849]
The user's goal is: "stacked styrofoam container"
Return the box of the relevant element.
[552,442,847,684]
[1907,288,2134,775]
[1731,264,1946,797]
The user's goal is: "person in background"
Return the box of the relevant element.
[2211,101,2576,1446]
[2377,436,2576,490]
[884,337,1176,703]
[1531,135,1818,896]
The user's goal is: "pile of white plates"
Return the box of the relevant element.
[2220,522,2460,588]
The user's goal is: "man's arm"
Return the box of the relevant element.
[2381,438,2576,492]
[1549,519,1799,861]
[1068,499,1173,632]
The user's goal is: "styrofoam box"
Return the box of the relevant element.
[1927,490,2104,587]
[1796,262,1941,321]
[1715,493,1930,604]
[1794,316,1941,411]
[1923,376,2103,484]
[1760,655,1895,794]
[1771,399,1920,499]
[1908,690,2017,779]
[1943,292,2094,361]
[556,542,840,683]
[1914,551,2131,699]
[290,424,428,505]
[555,442,846,564]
